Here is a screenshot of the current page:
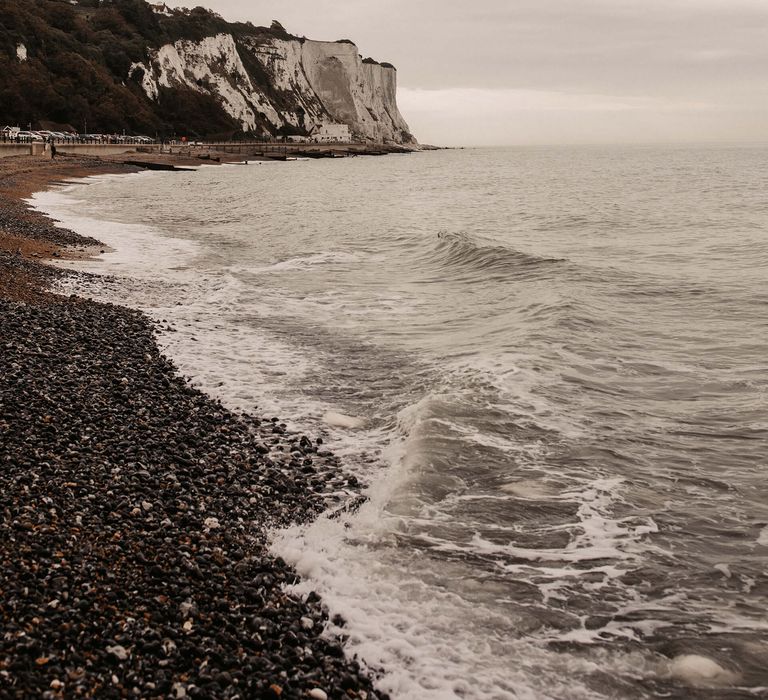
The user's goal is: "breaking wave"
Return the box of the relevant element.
[428,231,564,281]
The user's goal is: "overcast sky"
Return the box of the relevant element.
[166,0,768,146]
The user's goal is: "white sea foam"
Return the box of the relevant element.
[258,251,361,272]
[457,353,588,440]
[272,499,602,699]
[668,654,740,688]
[30,180,201,276]
[501,479,558,499]
[757,526,768,546]
[714,563,732,578]
[393,400,657,573]
[271,391,663,697]
[323,412,365,429]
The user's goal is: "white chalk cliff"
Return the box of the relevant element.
[129,33,415,144]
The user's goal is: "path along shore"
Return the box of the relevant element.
[0,153,385,699]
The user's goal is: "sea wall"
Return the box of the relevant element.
[0,144,33,159]
[57,144,153,156]
[0,144,156,159]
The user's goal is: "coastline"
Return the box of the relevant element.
[0,154,384,699]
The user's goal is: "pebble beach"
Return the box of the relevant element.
[0,154,384,700]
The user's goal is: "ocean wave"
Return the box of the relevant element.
[428,231,564,281]
[257,250,361,272]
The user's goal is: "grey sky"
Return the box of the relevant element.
[166,0,768,145]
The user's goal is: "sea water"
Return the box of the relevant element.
[33,146,768,699]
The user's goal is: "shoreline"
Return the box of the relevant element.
[0,153,385,699]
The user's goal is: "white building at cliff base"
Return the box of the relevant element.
[310,122,351,143]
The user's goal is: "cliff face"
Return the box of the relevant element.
[0,0,415,144]
[130,34,415,144]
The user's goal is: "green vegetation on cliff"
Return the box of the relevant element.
[0,0,287,137]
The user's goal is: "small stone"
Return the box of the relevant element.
[142,501,152,511]
[106,644,129,661]
[50,679,63,690]
[340,674,359,692]
[203,517,220,531]
[308,690,328,700]
[300,617,314,630]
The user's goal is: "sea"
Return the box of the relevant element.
[33,145,768,699]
